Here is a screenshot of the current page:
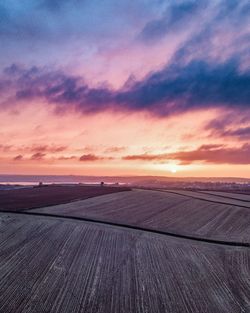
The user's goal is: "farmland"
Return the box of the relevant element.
[1,186,250,312]
[0,212,250,313]
[196,190,250,202]
[0,185,130,211]
[32,189,250,243]
[162,189,250,208]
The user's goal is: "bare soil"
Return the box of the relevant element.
[0,213,249,313]
[0,185,131,211]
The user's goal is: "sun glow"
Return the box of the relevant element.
[170,168,177,174]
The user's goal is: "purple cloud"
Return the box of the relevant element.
[1,59,250,118]
[13,155,23,161]
[205,113,250,140]
[30,152,46,160]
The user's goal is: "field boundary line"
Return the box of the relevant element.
[196,191,250,203]
[1,210,250,248]
[153,189,250,209]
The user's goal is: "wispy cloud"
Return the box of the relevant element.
[30,152,46,160]
[205,112,250,140]
[104,146,126,153]
[13,154,23,161]
[123,144,250,165]
[79,154,113,162]
[29,145,67,153]
[139,1,203,42]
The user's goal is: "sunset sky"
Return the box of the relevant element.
[0,0,249,177]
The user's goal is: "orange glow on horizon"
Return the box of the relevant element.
[0,103,249,178]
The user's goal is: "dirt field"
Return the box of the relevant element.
[0,212,249,313]
[162,189,250,208]
[198,190,250,202]
[0,185,131,211]
[32,189,250,243]
[1,188,250,311]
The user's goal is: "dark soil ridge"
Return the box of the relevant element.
[1,210,249,248]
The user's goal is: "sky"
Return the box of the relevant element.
[0,0,249,177]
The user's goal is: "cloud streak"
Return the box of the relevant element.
[29,145,67,153]
[139,1,203,42]
[123,144,250,165]
[1,59,250,118]
[205,113,250,140]
[30,152,46,160]
[13,155,23,161]
[79,154,113,162]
